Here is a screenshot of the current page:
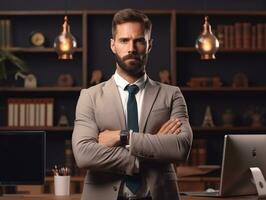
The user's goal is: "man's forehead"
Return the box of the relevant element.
[117,35,146,39]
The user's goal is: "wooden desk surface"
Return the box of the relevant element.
[0,194,259,200]
[0,194,80,200]
[181,195,258,200]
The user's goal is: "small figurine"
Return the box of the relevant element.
[58,106,69,127]
[222,109,235,127]
[57,74,74,87]
[15,72,37,88]
[187,77,209,87]
[159,69,171,84]
[90,70,103,86]
[232,72,248,88]
[244,106,265,127]
[202,105,215,127]
[212,76,223,88]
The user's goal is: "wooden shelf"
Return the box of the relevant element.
[192,126,266,133]
[176,47,266,53]
[0,126,74,132]
[175,10,266,16]
[3,47,83,53]
[45,176,84,182]
[180,87,266,92]
[0,87,82,92]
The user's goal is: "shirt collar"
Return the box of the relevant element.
[113,70,147,91]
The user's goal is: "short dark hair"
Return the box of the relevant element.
[112,8,152,39]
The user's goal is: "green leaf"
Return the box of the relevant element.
[0,50,28,80]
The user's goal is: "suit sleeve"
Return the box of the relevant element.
[72,89,137,176]
[130,87,193,163]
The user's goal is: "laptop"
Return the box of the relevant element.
[182,134,266,197]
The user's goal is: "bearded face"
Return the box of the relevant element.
[111,22,152,78]
[114,52,148,77]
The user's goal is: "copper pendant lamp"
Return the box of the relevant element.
[195,16,219,60]
[54,0,77,60]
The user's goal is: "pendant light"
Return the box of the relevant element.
[54,0,77,60]
[195,16,219,60]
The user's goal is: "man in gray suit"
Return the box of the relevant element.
[72,8,193,200]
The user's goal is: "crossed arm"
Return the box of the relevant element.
[98,118,182,147]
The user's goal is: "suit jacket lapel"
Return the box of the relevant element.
[102,77,126,130]
[139,78,161,133]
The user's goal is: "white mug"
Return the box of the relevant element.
[54,175,70,196]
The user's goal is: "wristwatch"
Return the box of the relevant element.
[120,130,129,146]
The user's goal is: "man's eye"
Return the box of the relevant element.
[120,39,128,43]
[136,39,146,45]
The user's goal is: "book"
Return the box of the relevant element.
[39,101,46,127]
[8,99,14,127]
[243,23,251,49]
[257,23,264,49]
[235,22,243,48]
[19,100,26,127]
[46,98,54,127]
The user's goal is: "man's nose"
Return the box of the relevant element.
[128,41,137,54]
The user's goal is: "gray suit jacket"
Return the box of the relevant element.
[72,76,193,200]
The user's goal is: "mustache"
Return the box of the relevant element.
[122,54,140,61]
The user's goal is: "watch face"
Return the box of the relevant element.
[30,31,45,47]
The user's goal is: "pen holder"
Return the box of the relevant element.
[54,175,70,196]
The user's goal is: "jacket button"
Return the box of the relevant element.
[113,186,118,191]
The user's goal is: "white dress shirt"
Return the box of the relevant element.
[113,71,150,198]
[113,71,146,127]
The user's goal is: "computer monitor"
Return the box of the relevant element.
[220,134,266,196]
[0,131,46,186]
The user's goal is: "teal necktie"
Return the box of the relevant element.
[126,84,139,132]
[125,84,141,193]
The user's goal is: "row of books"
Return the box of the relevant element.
[216,23,266,49]
[7,98,54,127]
[186,139,207,166]
[0,19,12,48]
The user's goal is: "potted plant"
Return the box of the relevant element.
[0,50,28,83]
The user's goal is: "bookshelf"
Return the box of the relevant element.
[176,10,266,168]
[0,11,84,173]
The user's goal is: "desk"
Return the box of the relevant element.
[178,176,220,191]
[181,195,258,200]
[0,194,80,200]
[0,194,259,200]
[15,176,220,194]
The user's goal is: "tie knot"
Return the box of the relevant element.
[126,84,139,95]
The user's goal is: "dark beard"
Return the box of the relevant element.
[114,53,147,77]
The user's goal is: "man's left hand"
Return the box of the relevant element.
[98,130,120,147]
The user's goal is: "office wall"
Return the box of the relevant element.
[1,0,266,11]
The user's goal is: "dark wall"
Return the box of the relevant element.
[1,0,266,11]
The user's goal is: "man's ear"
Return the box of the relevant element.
[110,38,116,54]
[148,38,153,53]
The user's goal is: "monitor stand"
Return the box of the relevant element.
[250,167,266,199]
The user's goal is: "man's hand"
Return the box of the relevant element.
[98,130,120,147]
[157,118,182,135]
